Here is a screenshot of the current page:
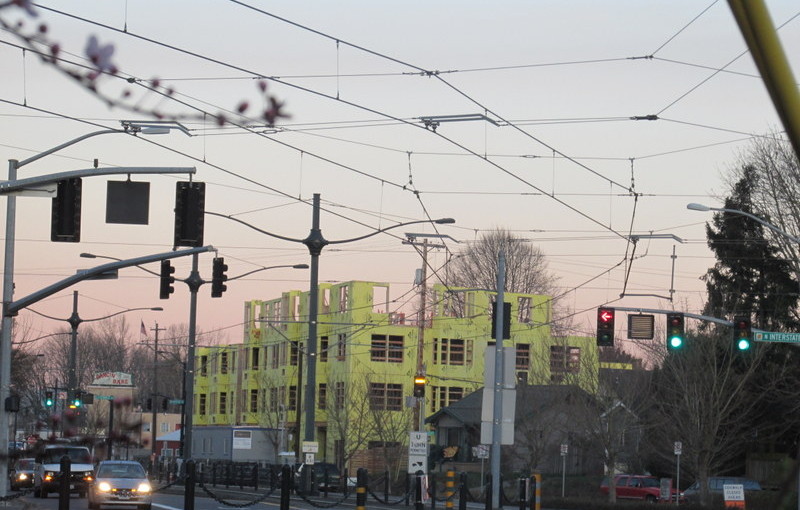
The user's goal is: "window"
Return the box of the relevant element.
[320,337,329,363]
[369,382,402,411]
[338,286,349,312]
[270,344,280,369]
[337,334,346,360]
[550,345,581,383]
[199,394,207,415]
[290,341,304,366]
[199,355,208,376]
[334,382,345,408]
[370,334,404,363]
[288,386,297,411]
[517,297,532,323]
[515,344,530,370]
[319,383,327,410]
[160,422,170,433]
[431,386,465,412]
[269,387,279,412]
[219,392,227,414]
[251,348,260,370]
[433,338,472,366]
[220,352,229,374]
[250,389,258,413]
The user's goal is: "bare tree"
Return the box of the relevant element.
[444,228,574,335]
[325,379,375,472]
[644,329,781,507]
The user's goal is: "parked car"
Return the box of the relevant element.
[9,458,35,490]
[683,477,761,503]
[88,460,152,510]
[600,474,683,503]
[33,445,94,498]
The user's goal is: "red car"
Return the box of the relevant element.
[600,474,684,503]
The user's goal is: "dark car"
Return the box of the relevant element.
[600,474,683,503]
[294,462,343,492]
[88,460,152,510]
[683,477,761,503]
[9,458,35,490]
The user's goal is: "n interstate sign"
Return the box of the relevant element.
[754,331,800,344]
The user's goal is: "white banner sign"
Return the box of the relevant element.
[92,371,133,386]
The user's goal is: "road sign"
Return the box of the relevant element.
[408,431,428,473]
[628,314,655,340]
[754,331,800,343]
[473,444,489,459]
[674,441,682,455]
[560,444,568,456]
[305,453,315,465]
[302,441,318,453]
[94,395,114,400]
[169,399,184,405]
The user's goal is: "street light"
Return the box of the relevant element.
[0,122,191,496]
[27,290,162,406]
[208,193,455,450]
[687,202,800,243]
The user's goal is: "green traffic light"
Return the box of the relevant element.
[45,399,53,407]
[737,338,752,351]
[669,336,684,349]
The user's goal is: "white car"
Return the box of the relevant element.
[34,445,94,498]
[88,460,152,510]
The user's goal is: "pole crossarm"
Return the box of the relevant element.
[0,167,196,195]
[611,306,759,329]
[6,246,214,316]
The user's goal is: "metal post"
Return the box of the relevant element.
[58,455,71,510]
[183,253,201,461]
[561,455,566,498]
[490,252,506,510]
[107,398,115,460]
[676,453,680,506]
[302,193,327,444]
[356,467,367,510]
[151,323,160,460]
[0,159,18,497]
[184,459,195,510]
[416,239,428,431]
[67,291,80,406]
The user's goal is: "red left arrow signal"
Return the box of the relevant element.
[599,309,614,322]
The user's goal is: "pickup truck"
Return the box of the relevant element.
[33,445,95,498]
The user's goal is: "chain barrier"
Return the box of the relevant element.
[366,484,414,505]
[0,490,31,501]
[427,482,462,502]
[293,486,353,508]
[466,481,488,502]
[151,474,185,494]
[196,477,279,508]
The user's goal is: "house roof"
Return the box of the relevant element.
[425,384,593,426]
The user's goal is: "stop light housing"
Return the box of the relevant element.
[490,301,511,339]
[211,257,228,298]
[51,178,82,242]
[145,397,153,411]
[44,390,54,407]
[173,181,206,249]
[159,260,176,299]
[596,307,615,347]
[413,374,426,398]
[69,391,82,409]
[161,397,169,412]
[733,316,752,351]
[666,313,685,351]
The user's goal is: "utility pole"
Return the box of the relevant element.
[415,239,428,431]
[150,322,166,462]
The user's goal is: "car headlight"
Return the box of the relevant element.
[17,473,28,481]
[84,472,93,482]
[98,482,112,492]
[136,482,152,493]
[44,471,55,482]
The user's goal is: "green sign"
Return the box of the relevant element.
[169,399,184,405]
[94,395,114,400]
[754,331,800,343]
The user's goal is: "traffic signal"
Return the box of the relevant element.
[490,301,511,339]
[69,390,83,409]
[666,313,685,351]
[145,397,153,411]
[733,316,752,351]
[596,307,615,347]
[173,181,206,248]
[51,178,82,242]
[211,257,228,298]
[159,260,175,299]
[44,390,54,407]
[413,374,426,398]
[161,397,169,412]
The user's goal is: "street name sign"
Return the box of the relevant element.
[754,331,800,344]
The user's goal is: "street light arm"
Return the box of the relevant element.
[205,211,305,243]
[80,253,161,277]
[25,307,67,322]
[81,306,163,323]
[227,264,309,282]
[327,217,456,245]
[687,202,800,244]
[15,129,122,169]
